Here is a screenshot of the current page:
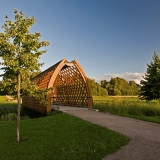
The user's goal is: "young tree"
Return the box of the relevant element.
[0,9,50,142]
[140,52,160,104]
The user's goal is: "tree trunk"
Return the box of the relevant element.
[16,73,21,142]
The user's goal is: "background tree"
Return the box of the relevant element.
[140,52,160,103]
[30,71,41,79]
[100,77,139,96]
[88,78,108,96]
[0,9,50,142]
[0,81,9,95]
[129,80,140,95]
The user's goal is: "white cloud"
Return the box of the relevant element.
[94,72,145,84]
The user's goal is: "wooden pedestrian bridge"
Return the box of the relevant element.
[22,59,92,114]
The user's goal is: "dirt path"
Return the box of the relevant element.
[58,106,160,160]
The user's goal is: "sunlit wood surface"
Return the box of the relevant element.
[22,59,92,113]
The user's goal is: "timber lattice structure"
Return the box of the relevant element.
[22,59,92,114]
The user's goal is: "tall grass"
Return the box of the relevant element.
[0,103,17,121]
[93,97,160,117]
[0,96,30,121]
[0,96,17,120]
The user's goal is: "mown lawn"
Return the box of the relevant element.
[0,111,130,160]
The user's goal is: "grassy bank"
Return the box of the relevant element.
[93,96,160,124]
[0,111,130,160]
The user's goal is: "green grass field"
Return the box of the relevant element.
[0,111,130,160]
[93,96,160,124]
[0,96,8,102]
[0,96,130,159]
[1,95,160,159]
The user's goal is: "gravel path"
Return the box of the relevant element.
[58,106,160,160]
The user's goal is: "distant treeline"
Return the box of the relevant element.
[88,77,140,96]
[0,77,140,96]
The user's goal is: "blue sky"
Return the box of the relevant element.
[0,0,160,84]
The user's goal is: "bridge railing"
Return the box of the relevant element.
[50,96,93,108]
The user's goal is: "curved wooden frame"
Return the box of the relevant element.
[22,59,92,113]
